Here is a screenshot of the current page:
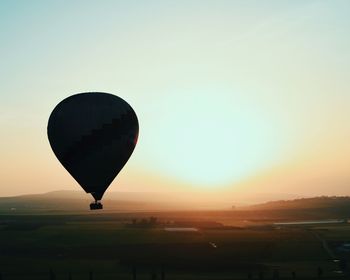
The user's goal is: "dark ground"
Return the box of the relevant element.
[0,209,349,279]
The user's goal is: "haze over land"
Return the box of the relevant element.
[0,190,299,212]
[1,190,350,216]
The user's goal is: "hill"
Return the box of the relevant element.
[1,191,350,219]
[245,196,350,210]
[239,196,350,221]
[0,190,159,213]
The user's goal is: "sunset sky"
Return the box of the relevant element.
[0,1,349,200]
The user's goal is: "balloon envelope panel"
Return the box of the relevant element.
[47,92,139,200]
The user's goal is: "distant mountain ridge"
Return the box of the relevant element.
[0,190,157,213]
[245,196,350,210]
[0,191,349,215]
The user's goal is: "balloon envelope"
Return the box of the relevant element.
[47,92,139,201]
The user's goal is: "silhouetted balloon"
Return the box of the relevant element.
[47,92,139,207]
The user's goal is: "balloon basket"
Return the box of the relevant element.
[90,202,103,210]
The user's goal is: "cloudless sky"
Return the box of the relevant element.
[0,0,349,199]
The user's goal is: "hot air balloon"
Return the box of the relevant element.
[47,92,139,210]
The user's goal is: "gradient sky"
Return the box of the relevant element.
[0,0,349,199]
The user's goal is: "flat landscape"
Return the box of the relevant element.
[1,197,350,280]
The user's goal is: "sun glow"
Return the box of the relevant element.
[135,90,288,188]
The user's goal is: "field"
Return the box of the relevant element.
[0,211,349,279]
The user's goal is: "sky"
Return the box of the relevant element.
[0,0,349,200]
